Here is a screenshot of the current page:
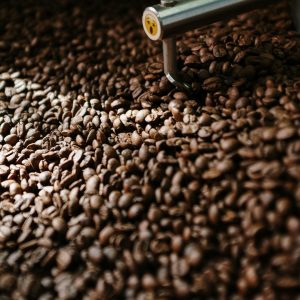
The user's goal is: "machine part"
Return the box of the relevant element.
[160,0,177,7]
[292,0,300,31]
[163,37,191,91]
[143,0,298,92]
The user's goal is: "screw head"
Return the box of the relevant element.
[160,0,176,7]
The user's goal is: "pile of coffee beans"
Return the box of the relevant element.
[0,0,300,299]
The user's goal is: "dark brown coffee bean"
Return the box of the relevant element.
[0,164,9,176]
[52,217,67,233]
[262,127,277,142]
[86,175,100,194]
[39,171,51,184]
[128,204,143,219]
[142,274,157,289]
[4,134,18,145]
[135,109,150,123]
[88,246,103,264]
[118,193,134,209]
[208,204,219,224]
[184,54,201,67]
[276,127,297,140]
[90,195,103,210]
[56,249,73,271]
[9,182,22,195]
[220,138,239,152]
[211,120,228,133]
[131,131,142,146]
[184,243,202,266]
[0,273,16,292]
[0,225,11,242]
[202,77,222,92]
[99,226,114,245]
[147,207,162,222]
[168,99,183,121]
[286,217,300,234]
[139,145,150,161]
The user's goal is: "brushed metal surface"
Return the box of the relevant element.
[145,0,280,40]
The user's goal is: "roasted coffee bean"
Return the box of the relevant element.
[118,193,134,209]
[0,273,16,292]
[90,195,103,210]
[52,217,67,233]
[39,171,51,184]
[99,226,114,245]
[56,248,74,271]
[184,243,202,266]
[85,175,100,194]
[276,126,297,140]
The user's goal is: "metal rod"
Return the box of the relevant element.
[163,37,191,91]
[292,0,300,31]
[144,0,281,41]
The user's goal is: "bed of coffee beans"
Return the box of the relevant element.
[0,0,300,299]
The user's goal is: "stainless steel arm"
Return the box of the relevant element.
[144,0,279,41]
[292,0,300,31]
[163,37,192,91]
[143,0,298,92]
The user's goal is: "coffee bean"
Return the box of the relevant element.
[99,226,114,245]
[208,204,219,224]
[184,243,202,266]
[4,134,18,145]
[0,273,16,292]
[90,195,103,210]
[56,248,73,271]
[286,217,300,234]
[87,246,103,264]
[131,131,142,146]
[135,109,150,123]
[52,217,67,233]
[202,77,222,92]
[0,225,11,242]
[244,266,258,288]
[211,120,228,133]
[198,127,212,139]
[139,145,150,161]
[168,99,183,121]
[85,175,100,194]
[220,138,239,152]
[276,127,297,140]
[128,204,143,219]
[262,127,277,142]
[118,193,133,209]
[142,274,157,289]
[39,171,51,184]
[0,164,9,176]
[9,182,22,195]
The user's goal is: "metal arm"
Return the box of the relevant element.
[143,0,299,92]
[163,37,191,91]
[292,0,300,31]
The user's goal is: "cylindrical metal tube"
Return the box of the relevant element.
[163,38,177,77]
[143,0,280,40]
[292,0,300,31]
